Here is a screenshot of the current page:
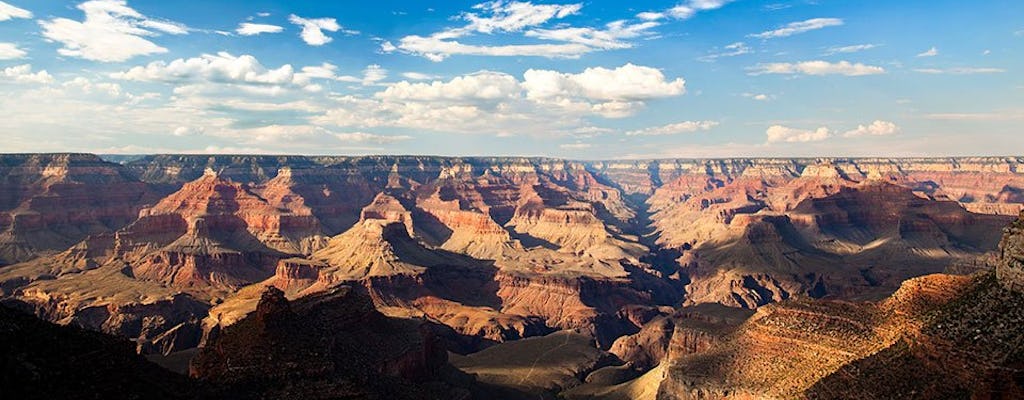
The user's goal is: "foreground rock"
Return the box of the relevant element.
[193,285,472,399]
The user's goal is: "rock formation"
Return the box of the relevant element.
[1,153,1022,378]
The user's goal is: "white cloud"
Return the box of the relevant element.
[522,63,685,101]
[392,35,592,61]
[390,1,674,61]
[1,64,53,84]
[766,125,831,143]
[289,14,350,45]
[401,72,441,80]
[38,0,188,62]
[743,92,773,101]
[914,67,1005,74]
[172,126,204,136]
[560,142,591,149]
[460,1,581,34]
[698,41,751,62]
[112,52,318,90]
[525,20,659,50]
[636,12,665,21]
[668,0,733,20]
[750,18,843,39]
[917,46,938,57]
[335,132,413,144]
[748,60,885,76]
[236,22,283,36]
[0,42,26,59]
[626,120,717,136]
[379,71,520,101]
[843,120,899,137]
[824,44,876,55]
[315,63,688,135]
[0,1,31,21]
[924,110,1024,121]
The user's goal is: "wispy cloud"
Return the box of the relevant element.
[38,0,189,62]
[389,1,730,61]
[236,22,284,36]
[698,41,751,62]
[748,60,885,76]
[914,67,1005,74]
[0,1,31,21]
[824,44,876,55]
[750,18,843,39]
[0,42,26,60]
[626,120,718,136]
[916,46,938,57]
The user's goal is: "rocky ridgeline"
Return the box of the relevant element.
[997,209,1024,291]
[0,153,1022,364]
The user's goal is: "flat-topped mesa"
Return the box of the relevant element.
[997,211,1024,292]
[136,170,326,255]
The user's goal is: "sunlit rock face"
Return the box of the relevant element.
[1,154,1022,362]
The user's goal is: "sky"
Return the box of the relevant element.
[0,0,1021,158]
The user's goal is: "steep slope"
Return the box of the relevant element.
[651,164,1012,309]
[0,303,197,400]
[192,285,471,400]
[114,168,326,293]
[654,210,1024,399]
[0,154,158,265]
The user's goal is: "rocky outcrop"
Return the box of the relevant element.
[1,153,1022,365]
[997,210,1024,291]
[192,286,466,399]
[0,304,196,400]
[0,154,158,265]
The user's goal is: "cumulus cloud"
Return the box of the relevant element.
[236,22,283,36]
[378,71,520,101]
[289,14,353,45]
[0,1,31,21]
[1,64,54,84]
[750,18,843,39]
[522,63,685,101]
[748,60,885,76]
[917,46,938,57]
[0,42,26,59]
[843,120,899,137]
[626,120,717,136]
[315,63,688,134]
[766,125,832,143]
[112,52,320,91]
[38,0,188,62]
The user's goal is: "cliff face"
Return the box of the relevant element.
[1,153,1022,362]
[0,154,159,265]
[191,286,465,399]
[654,211,1024,399]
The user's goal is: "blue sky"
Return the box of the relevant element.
[0,0,1020,158]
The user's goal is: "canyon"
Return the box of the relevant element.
[2,153,1024,399]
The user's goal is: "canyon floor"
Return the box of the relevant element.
[3,153,1024,399]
